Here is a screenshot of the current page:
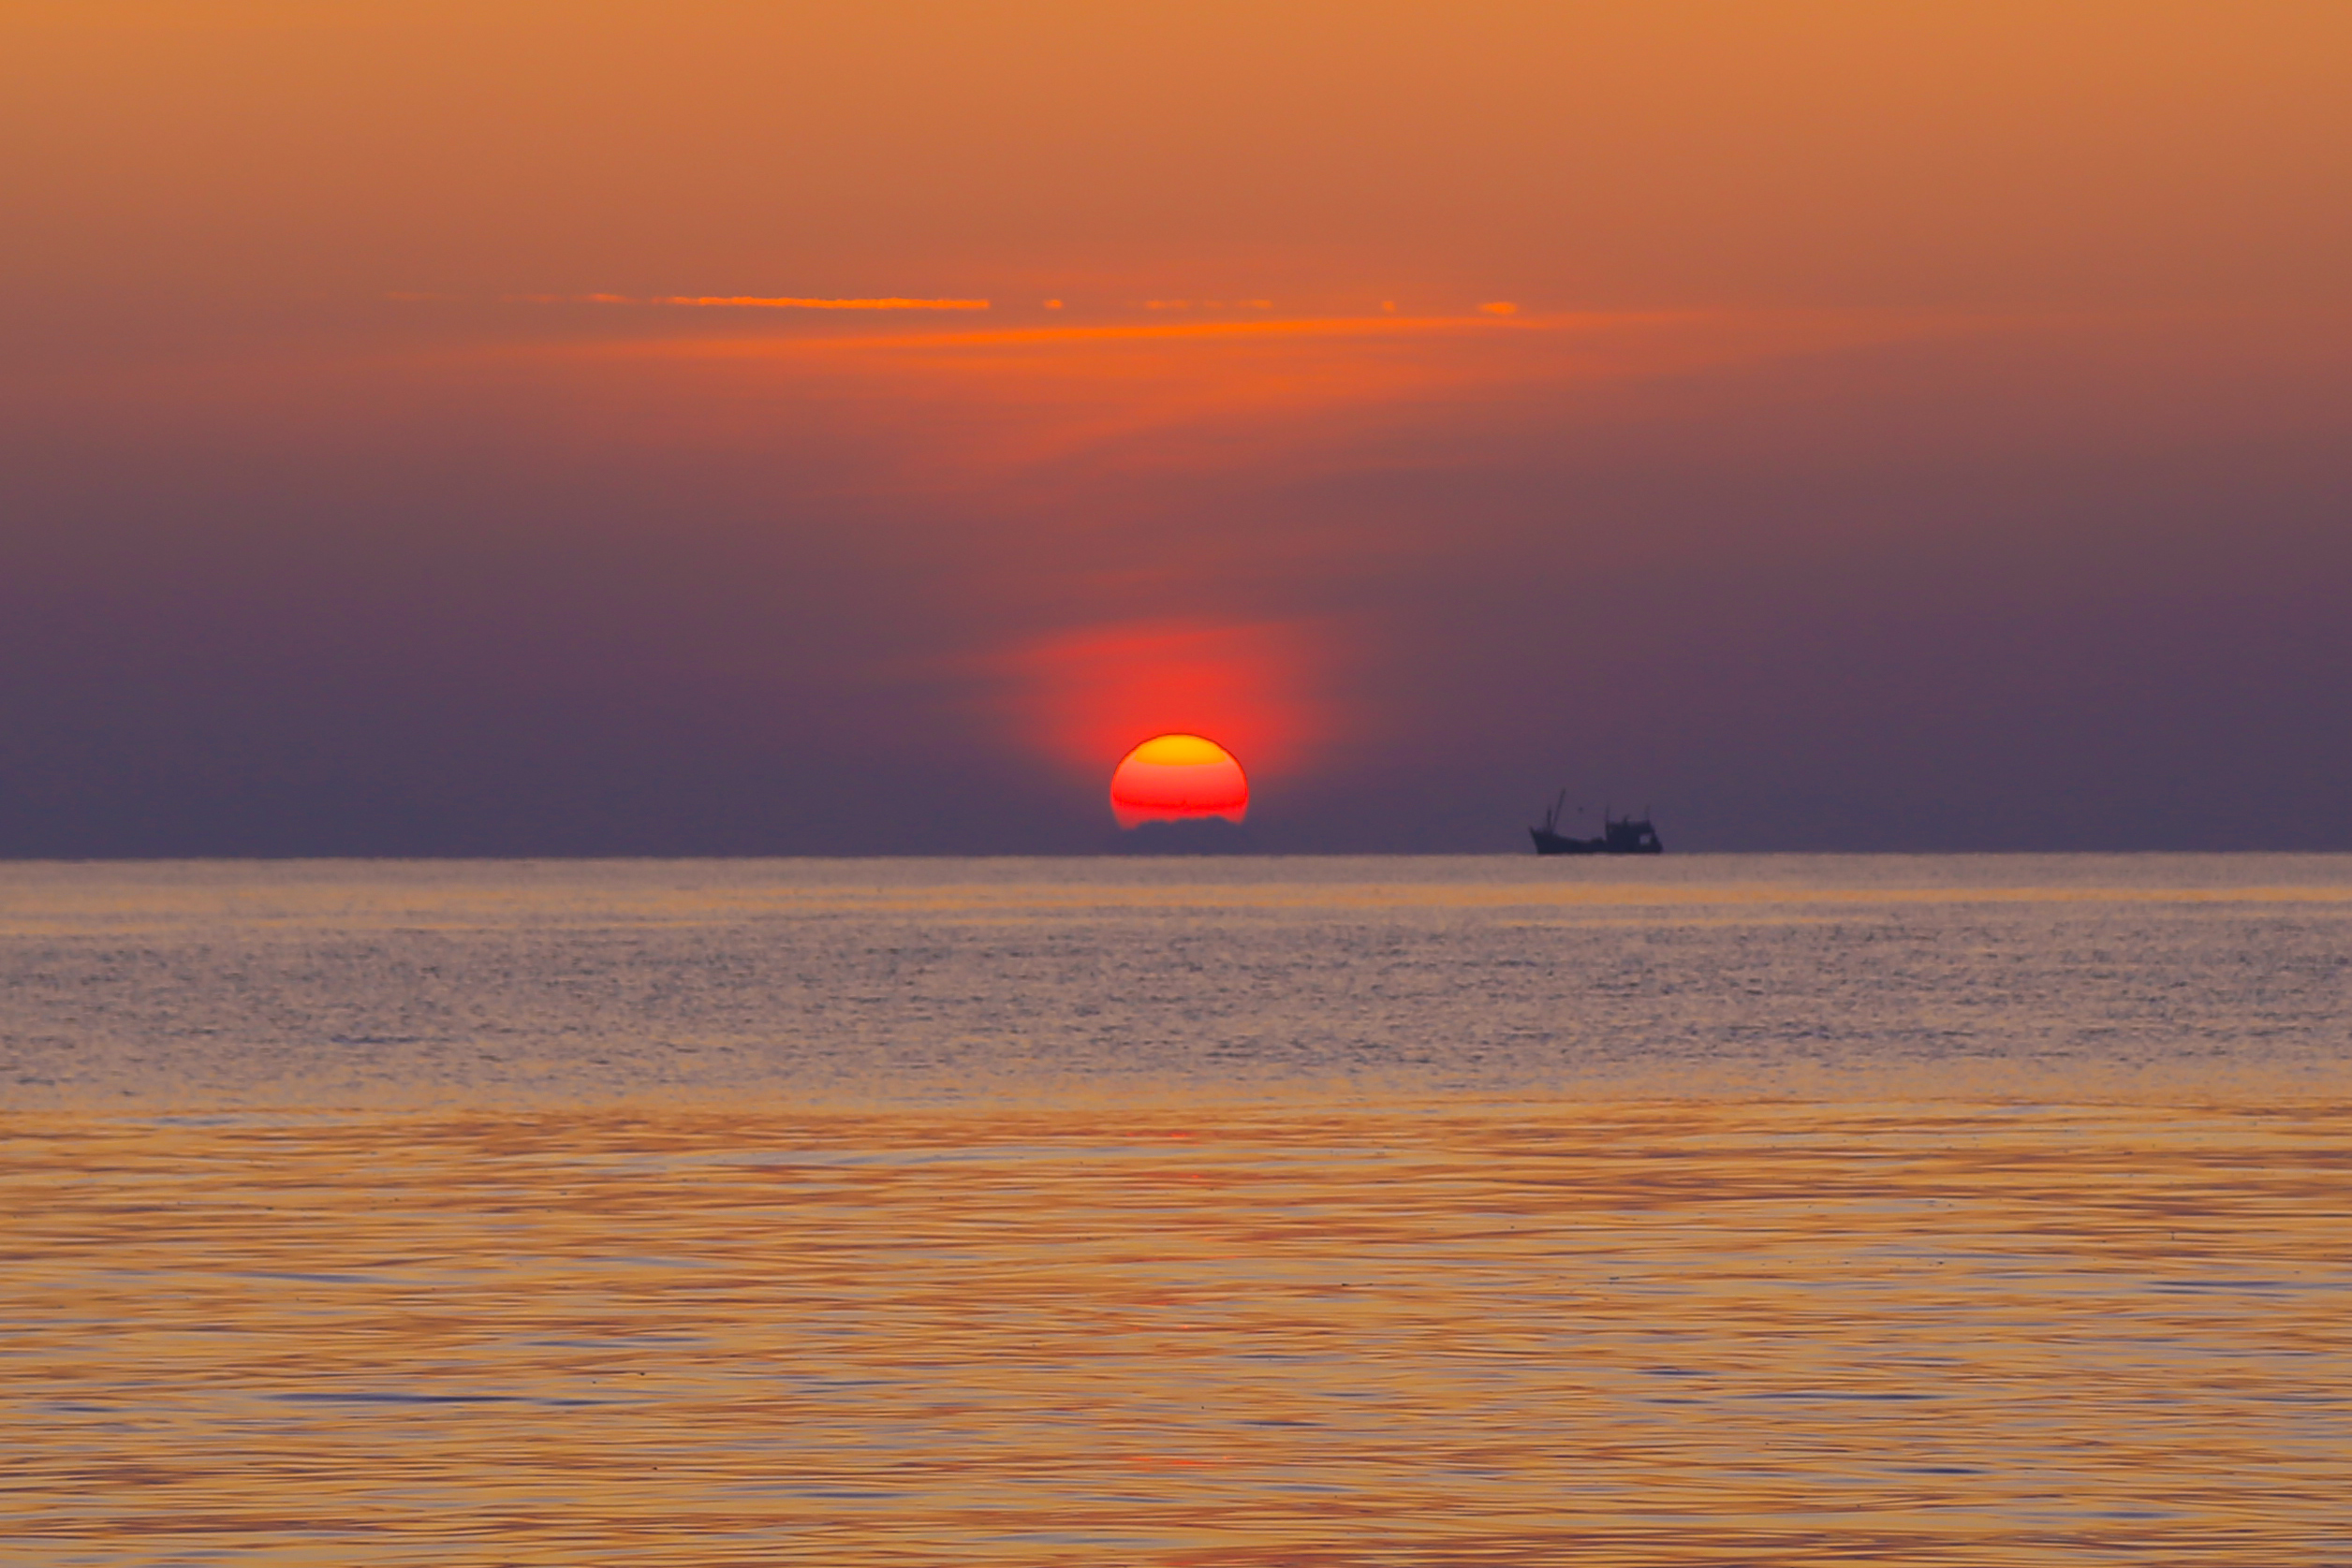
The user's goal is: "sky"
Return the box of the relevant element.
[4,0,2349,854]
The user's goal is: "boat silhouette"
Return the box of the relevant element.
[1529,791,1662,856]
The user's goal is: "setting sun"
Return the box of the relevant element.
[1110,734,1249,828]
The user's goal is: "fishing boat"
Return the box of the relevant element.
[1529,791,1663,855]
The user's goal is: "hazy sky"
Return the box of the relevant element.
[5,1,2348,853]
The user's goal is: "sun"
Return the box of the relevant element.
[1110,734,1249,828]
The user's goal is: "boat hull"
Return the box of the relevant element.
[1529,825,1664,856]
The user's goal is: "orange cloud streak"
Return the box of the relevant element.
[808,311,1610,349]
[652,296,991,310]
[514,307,1968,498]
[490,294,991,309]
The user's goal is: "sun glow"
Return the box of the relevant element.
[1110,734,1249,828]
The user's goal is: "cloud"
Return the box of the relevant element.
[545,308,1949,487]
[485,293,991,309]
[651,296,992,310]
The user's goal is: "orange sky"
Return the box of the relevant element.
[10,2,2348,325]
[3,2,2348,851]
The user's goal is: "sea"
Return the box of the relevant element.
[3,855,2346,1566]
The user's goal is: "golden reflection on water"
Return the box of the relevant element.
[7,1097,2345,1565]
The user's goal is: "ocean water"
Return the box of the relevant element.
[3,856,2347,1565]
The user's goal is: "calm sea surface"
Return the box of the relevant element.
[3,856,2347,1565]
